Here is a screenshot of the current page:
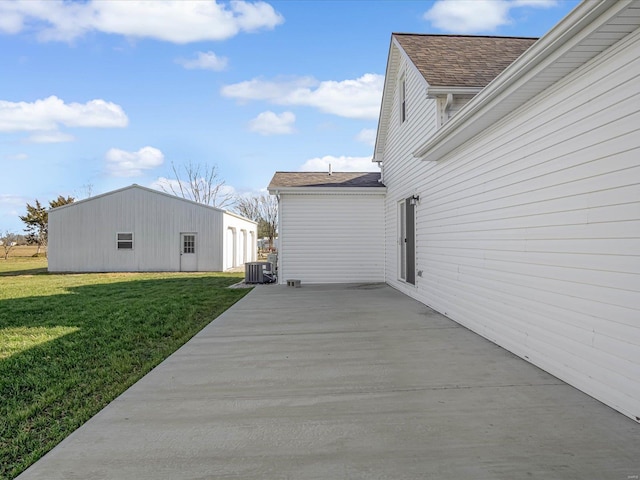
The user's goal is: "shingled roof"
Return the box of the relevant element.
[394,34,538,88]
[269,172,383,189]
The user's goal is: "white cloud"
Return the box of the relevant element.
[222,76,317,103]
[221,74,384,120]
[176,51,228,71]
[248,111,295,135]
[0,9,23,34]
[0,1,284,43]
[299,155,379,173]
[27,131,75,143]
[0,96,128,133]
[106,146,164,177]
[0,193,28,220]
[355,128,376,147]
[150,177,184,196]
[513,0,557,6]
[423,0,557,33]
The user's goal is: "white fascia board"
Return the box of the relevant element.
[223,210,258,225]
[48,184,142,213]
[426,86,483,98]
[270,187,387,195]
[372,38,396,163]
[373,39,399,164]
[373,36,430,164]
[413,0,633,161]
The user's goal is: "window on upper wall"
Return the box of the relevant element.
[117,232,133,250]
[400,75,407,123]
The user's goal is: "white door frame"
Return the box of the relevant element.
[398,198,416,285]
[179,232,198,272]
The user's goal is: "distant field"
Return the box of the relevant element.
[0,247,47,275]
[0,261,250,479]
[6,245,40,257]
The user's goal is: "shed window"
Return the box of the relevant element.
[183,234,195,254]
[117,232,133,250]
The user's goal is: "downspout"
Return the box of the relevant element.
[274,190,282,284]
[443,93,453,122]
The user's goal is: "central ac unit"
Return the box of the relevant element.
[245,262,276,284]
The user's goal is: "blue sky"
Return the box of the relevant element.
[0,0,579,233]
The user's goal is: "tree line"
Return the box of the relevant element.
[2,196,74,259]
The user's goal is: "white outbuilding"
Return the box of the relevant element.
[268,172,386,284]
[48,184,257,272]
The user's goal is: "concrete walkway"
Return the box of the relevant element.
[17,284,639,480]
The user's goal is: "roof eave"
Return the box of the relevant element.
[373,35,430,163]
[48,184,256,224]
[425,86,483,98]
[268,186,387,195]
[414,0,636,162]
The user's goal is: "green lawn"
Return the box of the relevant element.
[0,257,250,479]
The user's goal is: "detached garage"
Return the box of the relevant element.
[268,172,386,284]
[48,184,257,272]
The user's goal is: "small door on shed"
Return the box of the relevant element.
[180,233,197,271]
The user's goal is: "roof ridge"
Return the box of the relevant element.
[273,171,378,174]
[392,32,539,40]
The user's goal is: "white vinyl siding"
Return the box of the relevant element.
[382,28,640,420]
[382,48,439,290]
[279,193,385,284]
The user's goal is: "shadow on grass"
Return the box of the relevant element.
[0,267,48,277]
[0,274,251,480]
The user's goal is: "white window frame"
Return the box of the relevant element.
[182,233,196,254]
[400,74,407,124]
[116,232,134,250]
[398,200,406,281]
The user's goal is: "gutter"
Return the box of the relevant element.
[267,186,387,195]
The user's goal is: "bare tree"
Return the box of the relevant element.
[160,162,234,209]
[234,195,261,222]
[234,194,278,250]
[1,231,18,260]
[75,183,93,199]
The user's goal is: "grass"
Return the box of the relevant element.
[0,246,47,276]
[0,255,251,479]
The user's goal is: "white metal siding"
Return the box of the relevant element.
[383,29,640,420]
[48,187,256,272]
[223,213,258,271]
[279,193,385,284]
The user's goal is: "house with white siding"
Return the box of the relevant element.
[269,0,640,422]
[48,184,257,273]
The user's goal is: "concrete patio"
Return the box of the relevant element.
[17,283,640,480]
